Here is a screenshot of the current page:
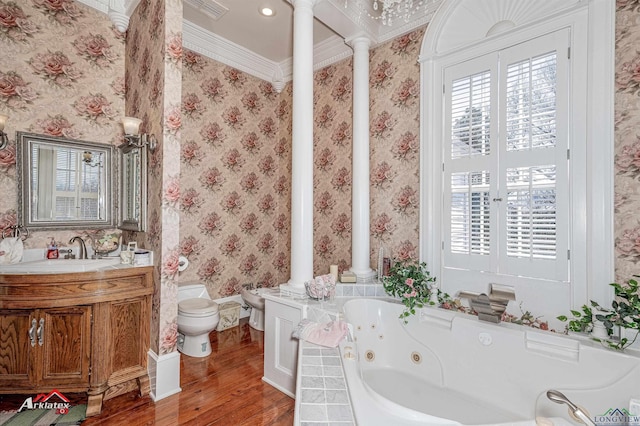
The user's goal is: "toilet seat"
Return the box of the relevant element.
[179,298,219,318]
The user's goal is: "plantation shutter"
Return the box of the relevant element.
[444,53,498,273]
[498,31,569,281]
[443,30,569,283]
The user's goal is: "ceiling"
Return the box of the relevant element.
[183,0,339,64]
[79,0,441,87]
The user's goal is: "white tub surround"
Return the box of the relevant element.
[263,292,310,396]
[339,298,640,426]
[263,291,364,398]
[147,350,182,401]
[347,35,376,283]
[282,0,318,296]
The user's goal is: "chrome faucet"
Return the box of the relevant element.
[457,284,516,323]
[546,390,595,426]
[69,236,87,260]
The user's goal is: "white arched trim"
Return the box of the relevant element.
[419,0,615,320]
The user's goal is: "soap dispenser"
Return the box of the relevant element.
[46,237,59,259]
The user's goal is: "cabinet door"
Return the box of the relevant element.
[0,310,36,389]
[109,297,149,376]
[39,306,91,387]
[263,300,304,397]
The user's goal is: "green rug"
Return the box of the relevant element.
[0,405,86,426]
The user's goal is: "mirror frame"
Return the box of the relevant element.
[117,143,147,232]
[16,131,115,230]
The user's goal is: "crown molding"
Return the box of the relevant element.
[313,35,354,70]
[76,0,109,13]
[76,0,428,86]
[182,21,283,86]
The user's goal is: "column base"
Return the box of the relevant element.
[280,282,308,297]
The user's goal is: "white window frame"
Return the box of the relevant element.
[443,31,570,284]
[419,0,615,319]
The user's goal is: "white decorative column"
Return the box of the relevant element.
[281,0,317,295]
[347,35,376,282]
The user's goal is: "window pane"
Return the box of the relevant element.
[451,171,491,255]
[451,71,491,159]
[506,52,557,151]
[56,150,77,192]
[80,198,99,220]
[506,166,556,259]
[55,197,76,220]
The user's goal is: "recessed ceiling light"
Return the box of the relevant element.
[259,6,275,17]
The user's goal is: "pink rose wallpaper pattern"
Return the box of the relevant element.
[0,0,125,251]
[125,0,183,355]
[180,54,291,299]
[2,0,640,356]
[614,1,640,281]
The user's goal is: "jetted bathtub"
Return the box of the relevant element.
[339,298,640,426]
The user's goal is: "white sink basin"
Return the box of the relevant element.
[0,258,122,274]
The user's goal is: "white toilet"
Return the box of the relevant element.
[177,284,220,358]
[240,287,272,331]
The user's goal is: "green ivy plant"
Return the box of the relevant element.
[382,259,436,323]
[557,302,597,333]
[558,278,640,351]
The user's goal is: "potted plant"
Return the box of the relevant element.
[382,259,436,323]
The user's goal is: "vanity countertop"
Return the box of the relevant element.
[0,258,135,274]
[0,265,154,309]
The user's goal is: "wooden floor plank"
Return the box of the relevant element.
[82,318,294,425]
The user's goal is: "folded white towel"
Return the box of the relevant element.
[292,319,348,348]
[0,237,23,265]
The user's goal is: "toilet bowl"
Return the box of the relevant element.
[240,287,272,331]
[177,284,219,357]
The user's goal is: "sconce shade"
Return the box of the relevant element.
[0,114,7,132]
[122,117,142,135]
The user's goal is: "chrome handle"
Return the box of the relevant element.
[29,318,37,347]
[37,318,44,346]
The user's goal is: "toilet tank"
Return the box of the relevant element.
[178,284,211,302]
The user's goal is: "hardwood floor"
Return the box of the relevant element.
[83,318,295,425]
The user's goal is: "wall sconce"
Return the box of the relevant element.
[0,114,9,150]
[122,117,157,151]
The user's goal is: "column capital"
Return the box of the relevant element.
[345,33,371,50]
[290,0,319,9]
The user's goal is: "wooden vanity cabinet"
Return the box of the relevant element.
[0,306,92,389]
[0,266,153,416]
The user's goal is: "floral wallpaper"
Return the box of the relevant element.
[126,0,183,355]
[614,0,640,282]
[0,0,125,248]
[179,51,290,298]
[369,30,423,266]
[176,28,424,298]
[2,0,640,358]
[309,29,424,278]
[311,60,353,277]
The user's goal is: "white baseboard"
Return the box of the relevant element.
[214,294,251,319]
[262,376,295,399]
[147,350,182,401]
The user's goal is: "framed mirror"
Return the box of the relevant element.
[17,132,114,230]
[118,143,147,232]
